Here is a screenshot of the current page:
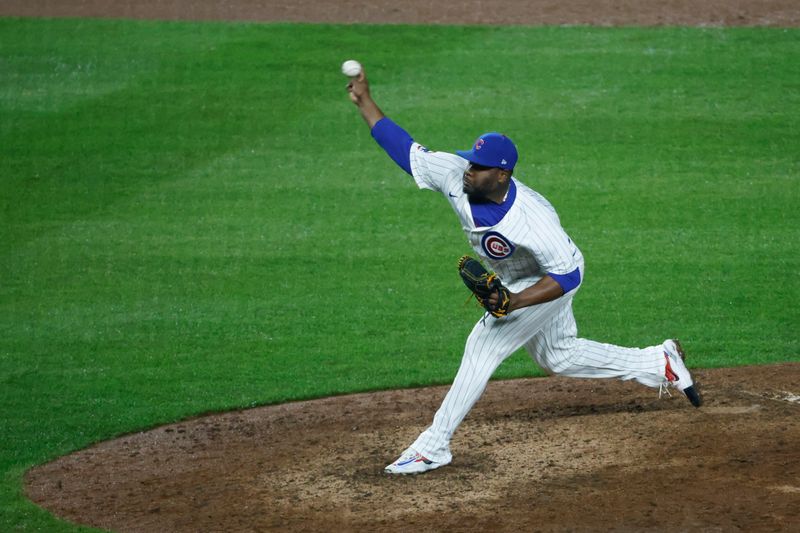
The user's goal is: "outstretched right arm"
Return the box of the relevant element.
[347,70,384,128]
[347,70,414,176]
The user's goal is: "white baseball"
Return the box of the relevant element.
[341,59,362,77]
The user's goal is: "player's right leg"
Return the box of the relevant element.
[525,302,701,406]
[662,339,702,406]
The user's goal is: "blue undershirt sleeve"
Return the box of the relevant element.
[370,117,414,176]
[548,267,582,294]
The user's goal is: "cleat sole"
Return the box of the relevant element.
[670,339,703,408]
[683,384,702,408]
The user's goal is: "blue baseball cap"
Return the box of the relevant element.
[456,132,518,171]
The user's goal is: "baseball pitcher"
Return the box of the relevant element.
[345,66,702,475]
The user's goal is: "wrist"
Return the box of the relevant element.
[508,292,522,312]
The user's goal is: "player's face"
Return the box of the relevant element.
[463,163,505,201]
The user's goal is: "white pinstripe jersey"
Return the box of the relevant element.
[409,142,583,293]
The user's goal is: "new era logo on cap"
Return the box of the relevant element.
[456,132,518,171]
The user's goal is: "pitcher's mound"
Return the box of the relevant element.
[26,364,800,531]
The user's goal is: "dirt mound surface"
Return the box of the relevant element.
[2,0,800,26]
[26,364,800,531]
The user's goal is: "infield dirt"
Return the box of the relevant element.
[12,1,800,531]
[25,365,800,531]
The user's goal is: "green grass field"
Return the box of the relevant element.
[1,17,798,530]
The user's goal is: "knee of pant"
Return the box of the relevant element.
[545,343,579,370]
[464,331,508,366]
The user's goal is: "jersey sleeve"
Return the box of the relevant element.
[370,117,413,175]
[408,142,468,193]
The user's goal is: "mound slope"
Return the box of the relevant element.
[26,364,800,531]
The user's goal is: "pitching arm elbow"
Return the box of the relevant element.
[371,117,414,175]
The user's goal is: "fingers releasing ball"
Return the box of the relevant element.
[341,59,362,77]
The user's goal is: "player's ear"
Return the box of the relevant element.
[498,169,512,182]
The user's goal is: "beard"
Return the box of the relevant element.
[463,180,487,203]
[464,185,489,203]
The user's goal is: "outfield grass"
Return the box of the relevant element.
[1,17,798,530]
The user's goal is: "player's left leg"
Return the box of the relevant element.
[386,296,572,473]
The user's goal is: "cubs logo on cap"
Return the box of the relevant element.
[456,132,518,171]
[481,231,515,260]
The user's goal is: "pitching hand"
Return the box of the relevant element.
[347,71,370,105]
[346,69,384,128]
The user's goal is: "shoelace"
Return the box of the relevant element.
[658,382,673,399]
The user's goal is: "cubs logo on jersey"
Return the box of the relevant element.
[481,231,515,260]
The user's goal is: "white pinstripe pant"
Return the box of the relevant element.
[411,289,666,464]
